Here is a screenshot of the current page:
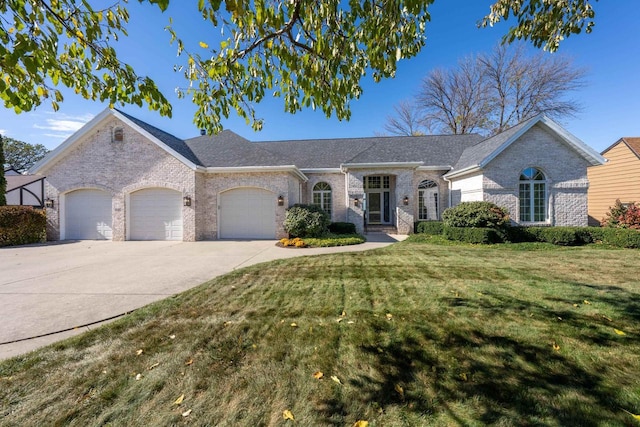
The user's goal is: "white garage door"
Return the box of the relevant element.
[219,188,276,239]
[65,189,113,240]
[129,188,183,241]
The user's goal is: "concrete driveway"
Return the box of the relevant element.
[0,236,403,360]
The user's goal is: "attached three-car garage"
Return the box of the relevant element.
[64,189,113,240]
[129,188,183,241]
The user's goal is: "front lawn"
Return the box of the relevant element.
[1,241,639,426]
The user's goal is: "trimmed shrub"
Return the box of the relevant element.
[442,202,509,228]
[328,222,357,235]
[443,226,503,244]
[0,206,46,247]
[588,227,640,248]
[283,204,330,238]
[416,221,444,235]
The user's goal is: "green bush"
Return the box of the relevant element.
[303,234,365,247]
[443,226,503,244]
[328,222,357,235]
[283,204,330,238]
[0,206,46,247]
[588,227,640,248]
[415,221,444,235]
[442,202,509,228]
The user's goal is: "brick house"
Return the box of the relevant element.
[30,109,605,241]
[587,137,640,225]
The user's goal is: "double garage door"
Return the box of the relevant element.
[64,188,183,241]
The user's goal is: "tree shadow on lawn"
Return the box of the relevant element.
[316,288,639,425]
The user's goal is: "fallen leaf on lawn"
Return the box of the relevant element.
[583,300,591,305]
[136,349,143,356]
[394,384,404,396]
[182,409,192,417]
[169,334,176,339]
[148,362,160,370]
[614,328,626,336]
[621,408,640,421]
[386,313,393,320]
[135,373,142,381]
[573,304,579,308]
[347,321,355,324]
[459,373,468,381]
[341,311,346,317]
[557,317,563,321]
[282,409,294,421]
[353,421,369,427]
[601,314,612,321]
[331,375,342,385]
[185,359,193,366]
[290,323,298,327]
[173,394,185,405]
[336,318,344,323]
[552,342,561,351]
[313,371,324,380]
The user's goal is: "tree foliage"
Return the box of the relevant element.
[387,44,585,135]
[1,1,600,133]
[2,137,49,172]
[0,136,6,206]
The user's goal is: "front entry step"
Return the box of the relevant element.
[365,224,398,234]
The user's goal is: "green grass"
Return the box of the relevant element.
[1,241,639,426]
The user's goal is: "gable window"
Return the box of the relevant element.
[418,180,439,221]
[519,167,547,222]
[312,182,332,216]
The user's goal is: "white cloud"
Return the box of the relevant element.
[33,113,94,134]
[0,129,6,136]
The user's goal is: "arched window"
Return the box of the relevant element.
[312,182,332,216]
[418,180,439,221]
[519,167,547,222]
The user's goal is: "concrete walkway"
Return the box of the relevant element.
[0,234,405,360]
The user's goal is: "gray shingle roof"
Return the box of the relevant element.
[115,109,202,165]
[185,130,291,167]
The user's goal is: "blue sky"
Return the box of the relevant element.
[1,0,638,153]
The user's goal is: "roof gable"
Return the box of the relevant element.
[30,108,199,173]
[447,115,606,178]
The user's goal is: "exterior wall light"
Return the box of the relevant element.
[354,198,359,207]
[183,196,192,207]
[277,195,285,206]
[45,198,54,208]
[403,196,409,206]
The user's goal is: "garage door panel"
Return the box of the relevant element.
[65,189,113,240]
[130,188,183,241]
[220,188,276,239]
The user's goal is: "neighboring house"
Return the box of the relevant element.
[29,109,605,241]
[587,137,640,225]
[3,167,46,207]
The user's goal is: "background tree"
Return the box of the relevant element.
[2,137,50,173]
[383,100,428,136]
[0,135,6,206]
[387,44,585,135]
[1,1,600,133]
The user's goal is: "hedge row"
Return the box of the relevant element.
[415,222,640,248]
[0,206,47,247]
[328,222,357,235]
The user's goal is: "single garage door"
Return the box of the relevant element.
[129,188,183,240]
[219,188,276,239]
[65,189,113,240]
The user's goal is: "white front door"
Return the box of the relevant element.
[129,188,183,240]
[64,189,113,240]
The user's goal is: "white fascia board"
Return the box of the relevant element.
[417,165,452,171]
[443,164,481,180]
[538,116,606,165]
[203,165,308,182]
[29,108,114,174]
[300,168,342,174]
[340,162,423,172]
[111,110,198,170]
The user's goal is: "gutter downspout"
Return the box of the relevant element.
[443,173,452,210]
